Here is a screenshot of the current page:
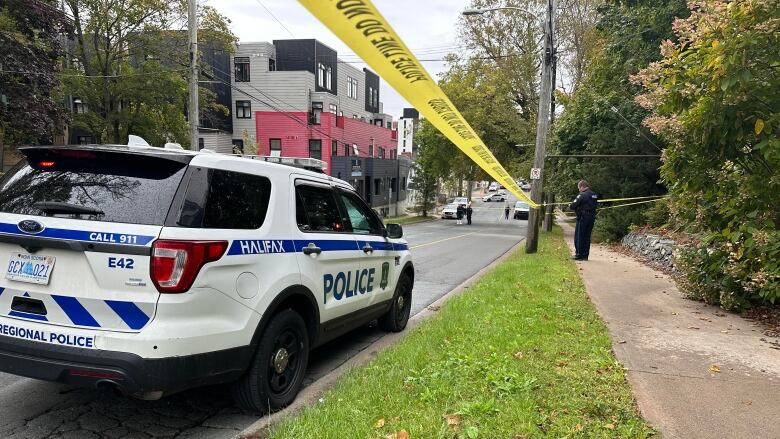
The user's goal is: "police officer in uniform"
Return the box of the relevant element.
[569,180,598,261]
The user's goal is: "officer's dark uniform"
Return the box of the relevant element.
[466,206,473,225]
[569,188,598,260]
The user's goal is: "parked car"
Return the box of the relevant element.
[453,197,469,208]
[520,182,531,191]
[482,193,506,202]
[0,143,414,415]
[514,201,530,220]
[488,183,498,192]
[441,203,459,219]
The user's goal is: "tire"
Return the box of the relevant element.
[231,309,310,414]
[379,274,413,332]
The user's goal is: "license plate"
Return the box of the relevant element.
[6,253,56,285]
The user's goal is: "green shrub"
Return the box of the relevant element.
[644,199,670,228]
[593,207,646,243]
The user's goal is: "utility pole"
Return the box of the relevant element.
[543,42,557,233]
[526,0,554,253]
[188,0,199,151]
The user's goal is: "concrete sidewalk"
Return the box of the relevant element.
[559,219,780,438]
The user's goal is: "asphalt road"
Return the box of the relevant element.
[0,194,528,439]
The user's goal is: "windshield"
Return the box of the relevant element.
[0,148,190,225]
[515,202,529,208]
[445,204,458,209]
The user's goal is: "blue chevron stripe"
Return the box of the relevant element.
[105,300,150,330]
[52,295,101,328]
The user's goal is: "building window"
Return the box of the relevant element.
[232,139,244,154]
[391,178,397,192]
[198,138,205,150]
[329,103,338,114]
[379,147,385,159]
[373,89,379,108]
[269,138,281,157]
[331,139,338,156]
[374,178,382,196]
[76,135,93,145]
[344,143,350,156]
[326,66,332,90]
[236,100,252,119]
[402,139,406,148]
[391,149,397,159]
[234,57,250,82]
[347,76,359,99]
[368,144,374,157]
[310,101,323,125]
[317,63,326,87]
[386,122,392,129]
[368,86,374,106]
[402,177,407,191]
[73,98,87,114]
[309,139,322,160]
[360,116,366,122]
[268,58,276,72]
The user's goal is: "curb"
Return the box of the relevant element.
[235,237,526,439]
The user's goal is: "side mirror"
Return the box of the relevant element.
[386,223,403,239]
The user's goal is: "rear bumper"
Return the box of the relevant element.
[0,333,252,395]
[514,211,529,219]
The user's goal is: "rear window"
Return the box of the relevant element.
[0,148,190,225]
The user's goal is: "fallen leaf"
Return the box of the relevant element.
[605,423,616,430]
[374,418,386,429]
[688,326,700,330]
[671,312,678,315]
[575,423,583,431]
[444,414,461,428]
[721,330,729,333]
[514,351,524,360]
[388,430,410,439]
[617,340,627,344]
[710,365,721,373]
[427,305,441,311]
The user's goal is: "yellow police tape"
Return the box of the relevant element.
[544,195,667,207]
[295,0,538,208]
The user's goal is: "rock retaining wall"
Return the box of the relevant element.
[622,232,678,270]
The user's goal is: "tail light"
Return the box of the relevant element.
[150,240,227,294]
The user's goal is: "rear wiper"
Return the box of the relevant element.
[33,202,104,217]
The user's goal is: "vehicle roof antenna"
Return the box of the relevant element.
[127,135,151,148]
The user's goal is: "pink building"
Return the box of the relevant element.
[254,111,398,175]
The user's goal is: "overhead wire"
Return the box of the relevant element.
[253,0,296,39]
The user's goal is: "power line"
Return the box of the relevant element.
[0,68,188,78]
[253,0,296,38]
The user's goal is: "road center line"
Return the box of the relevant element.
[410,232,477,250]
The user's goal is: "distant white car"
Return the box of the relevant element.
[482,193,506,202]
[488,184,498,192]
[520,183,531,191]
[497,189,507,196]
[441,203,459,219]
[514,201,530,220]
[453,197,469,208]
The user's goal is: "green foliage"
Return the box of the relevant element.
[643,198,670,229]
[0,0,72,147]
[636,0,780,307]
[63,0,235,146]
[550,0,688,240]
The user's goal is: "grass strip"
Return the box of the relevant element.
[269,227,652,438]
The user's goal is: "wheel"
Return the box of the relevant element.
[379,274,412,332]
[231,309,310,414]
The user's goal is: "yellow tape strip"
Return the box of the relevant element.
[545,195,667,207]
[597,197,667,210]
[295,0,538,208]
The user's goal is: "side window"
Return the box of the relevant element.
[178,168,271,229]
[339,191,382,235]
[296,185,345,233]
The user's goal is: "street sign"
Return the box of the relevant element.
[530,168,542,180]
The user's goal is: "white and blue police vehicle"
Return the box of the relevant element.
[0,143,414,414]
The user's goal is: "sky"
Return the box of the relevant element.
[211,0,473,119]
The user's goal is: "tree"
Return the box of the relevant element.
[549,0,689,241]
[62,0,235,146]
[0,0,72,151]
[634,0,780,308]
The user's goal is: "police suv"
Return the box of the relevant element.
[0,143,414,414]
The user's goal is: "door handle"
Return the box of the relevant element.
[362,244,374,254]
[302,243,322,255]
